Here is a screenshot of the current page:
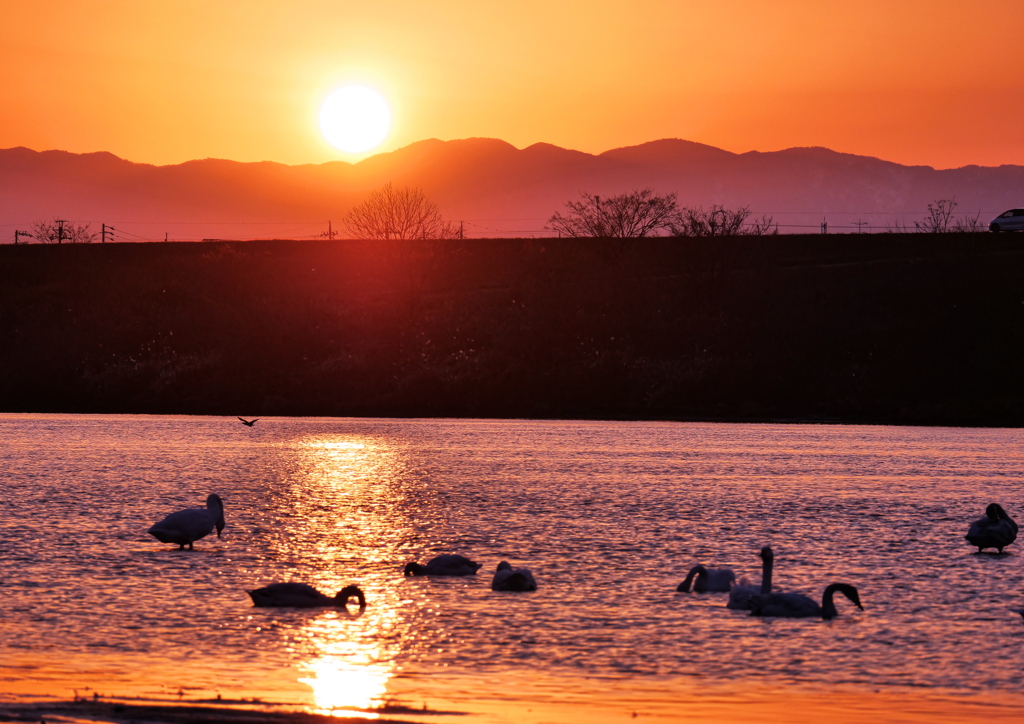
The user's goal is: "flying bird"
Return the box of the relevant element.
[238,417,258,427]
[248,583,366,609]
[491,561,538,591]
[148,494,225,550]
[965,503,1018,553]
[404,554,482,577]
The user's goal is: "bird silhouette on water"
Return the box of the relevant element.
[248,583,366,609]
[148,494,225,550]
[404,554,482,576]
[965,503,1018,553]
[238,417,258,427]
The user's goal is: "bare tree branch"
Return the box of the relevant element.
[671,205,777,236]
[547,189,679,238]
[31,218,97,244]
[346,183,460,240]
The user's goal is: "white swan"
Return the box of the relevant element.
[676,564,735,593]
[491,561,538,591]
[403,554,482,577]
[749,583,863,619]
[727,546,774,610]
[248,583,365,608]
[965,503,1018,553]
[148,494,225,550]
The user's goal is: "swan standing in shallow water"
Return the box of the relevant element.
[965,503,1018,553]
[676,564,735,593]
[491,561,537,591]
[749,583,863,619]
[727,546,774,610]
[248,583,366,609]
[148,494,225,550]
[404,554,482,577]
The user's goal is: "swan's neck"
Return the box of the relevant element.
[820,585,839,619]
[680,565,705,592]
[760,555,773,594]
[207,496,225,537]
[820,583,860,619]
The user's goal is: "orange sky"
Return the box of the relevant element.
[2,0,1022,169]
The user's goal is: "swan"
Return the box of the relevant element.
[727,546,774,610]
[148,494,225,550]
[676,564,735,593]
[404,554,482,577]
[965,503,1018,553]
[248,582,365,608]
[491,561,538,591]
[749,583,863,619]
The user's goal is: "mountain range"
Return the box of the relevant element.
[2,138,1023,241]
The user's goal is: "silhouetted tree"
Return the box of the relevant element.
[915,197,982,233]
[546,188,678,238]
[671,205,777,237]
[31,218,97,244]
[346,183,460,240]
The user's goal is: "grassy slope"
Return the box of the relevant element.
[1,233,1021,425]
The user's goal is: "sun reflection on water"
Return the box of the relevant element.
[297,614,393,718]
[287,433,413,716]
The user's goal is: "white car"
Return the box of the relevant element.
[990,208,1024,232]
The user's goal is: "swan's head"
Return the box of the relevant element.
[986,503,1008,521]
[207,494,225,537]
[676,564,706,592]
[760,546,774,562]
[496,561,512,572]
[836,583,863,611]
[404,562,424,576]
[336,585,366,609]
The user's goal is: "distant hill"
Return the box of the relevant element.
[1,139,1023,240]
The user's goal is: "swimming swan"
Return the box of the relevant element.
[749,583,863,619]
[148,494,225,550]
[965,503,1018,553]
[248,583,366,609]
[404,554,482,577]
[676,564,736,593]
[491,561,538,591]
[727,546,774,610]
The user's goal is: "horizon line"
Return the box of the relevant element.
[4,137,1015,173]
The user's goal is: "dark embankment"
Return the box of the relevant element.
[1,232,1022,425]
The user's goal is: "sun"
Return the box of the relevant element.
[319,86,391,154]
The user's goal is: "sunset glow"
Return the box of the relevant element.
[319,86,391,154]
[1,1,1021,168]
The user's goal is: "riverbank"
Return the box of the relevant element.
[1,233,1022,425]
[4,687,1024,724]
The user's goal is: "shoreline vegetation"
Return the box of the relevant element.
[1,232,1022,426]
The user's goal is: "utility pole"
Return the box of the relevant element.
[14,230,32,244]
[101,223,115,243]
[55,219,68,244]
[820,218,828,234]
[853,220,868,234]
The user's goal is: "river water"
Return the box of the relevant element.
[1,414,1023,721]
